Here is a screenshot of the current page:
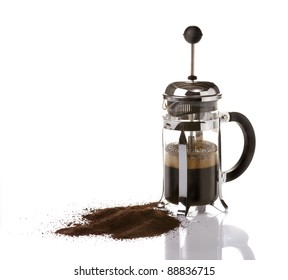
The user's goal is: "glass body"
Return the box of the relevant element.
[162,101,220,207]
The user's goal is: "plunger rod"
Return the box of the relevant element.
[183,26,202,81]
[191,44,195,82]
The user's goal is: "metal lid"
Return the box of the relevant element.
[163,26,221,103]
[164,81,221,102]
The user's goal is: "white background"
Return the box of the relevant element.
[0,0,287,278]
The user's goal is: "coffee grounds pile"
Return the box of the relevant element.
[55,202,180,240]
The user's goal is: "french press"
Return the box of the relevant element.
[160,26,256,216]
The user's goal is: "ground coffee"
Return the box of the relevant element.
[55,202,180,240]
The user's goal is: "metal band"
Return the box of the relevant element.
[163,119,219,131]
[178,130,188,200]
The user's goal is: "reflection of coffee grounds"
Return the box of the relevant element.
[55,202,180,240]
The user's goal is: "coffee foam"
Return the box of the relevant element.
[165,140,218,169]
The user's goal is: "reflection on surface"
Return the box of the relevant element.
[165,212,255,260]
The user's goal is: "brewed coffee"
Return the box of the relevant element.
[164,140,218,206]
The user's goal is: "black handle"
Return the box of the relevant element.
[225,112,256,182]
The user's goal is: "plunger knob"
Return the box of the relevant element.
[183,26,203,44]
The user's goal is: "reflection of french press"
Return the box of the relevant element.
[165,214,255,260]
[160,26,256,216]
